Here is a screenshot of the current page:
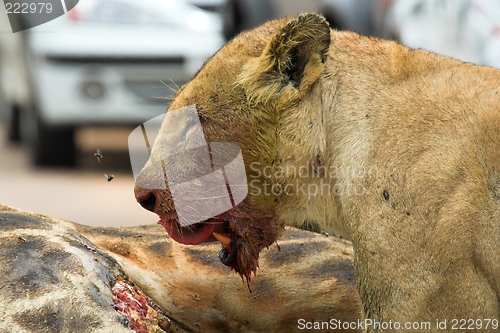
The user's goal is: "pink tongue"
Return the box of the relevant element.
[159,220,217,245]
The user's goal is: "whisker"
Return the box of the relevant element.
[176,213,187,235]
[180,220,226,233]
[154,96,174,101]
[157,78,178,94]
[168,77,180,89]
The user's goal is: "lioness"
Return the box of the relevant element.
[135,13,500,332]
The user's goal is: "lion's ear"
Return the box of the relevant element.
[237,13,330,105]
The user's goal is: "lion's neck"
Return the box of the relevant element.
[270,81,350,238]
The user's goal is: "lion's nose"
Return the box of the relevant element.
[134,187,157,213]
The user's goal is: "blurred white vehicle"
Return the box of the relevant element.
[187,0,226,13]
[319,0,394,36]
[0,0,224,166]
[385,0,500,68]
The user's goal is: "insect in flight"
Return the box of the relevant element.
[94,149,103,162]
[104,174,115,182]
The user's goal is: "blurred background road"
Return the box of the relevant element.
[0,0,499,227]
[0,123,155,226]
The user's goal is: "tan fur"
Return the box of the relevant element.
[135,13,500,332]
[78,224,361,333]
[0,205,361,332]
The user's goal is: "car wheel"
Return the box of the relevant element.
[323,14,343,31]
[26,108,76,167]
[6,104,22,143]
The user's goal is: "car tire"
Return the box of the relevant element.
[322,12,344,31]
[6,104,22,143]
[26,108,76,167]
